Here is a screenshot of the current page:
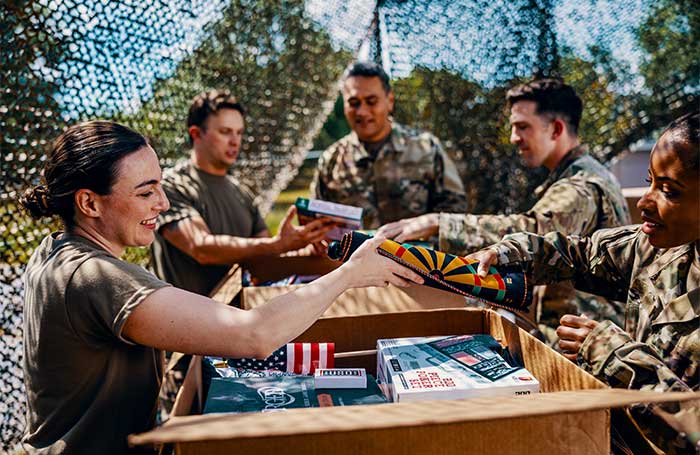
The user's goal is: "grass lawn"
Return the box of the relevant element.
[265,187,310,235]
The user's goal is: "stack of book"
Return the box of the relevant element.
[376,335,539,403]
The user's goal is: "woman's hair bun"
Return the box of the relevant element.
[20,185,54,219]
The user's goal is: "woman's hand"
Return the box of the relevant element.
[556,314,598,362]
[342,236,424,289]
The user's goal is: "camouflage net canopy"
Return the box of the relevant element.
[1,0,698,449]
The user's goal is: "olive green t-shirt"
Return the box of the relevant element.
[22,233,170,454]
[151,160,267,295]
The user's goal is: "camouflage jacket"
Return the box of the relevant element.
[491,226,700,453]
[310,122,467,229]
[439,146,631,335]
[438,145,630,254]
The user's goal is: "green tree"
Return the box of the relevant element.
[312,94,350,150]
[627,0,700,145]
[1,0,69,265]
[119,0,354,216]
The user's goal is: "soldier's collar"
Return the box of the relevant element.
[645,242,694,282]
[350,125,402,162]
[534,145,589,198]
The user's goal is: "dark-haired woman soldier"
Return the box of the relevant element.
[20,120,422,454]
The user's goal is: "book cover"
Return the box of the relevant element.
[295,197,363,241]
[377,335,539,403]
[204,374,386,414]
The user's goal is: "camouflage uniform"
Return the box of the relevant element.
[310,123,467,229]
[439,146,631,339]
[490,226,700,453]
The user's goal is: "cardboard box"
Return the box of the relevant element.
[211,254,467,317]
[130,308,696,454]
[207,255,341,307]
[242,282,467,317]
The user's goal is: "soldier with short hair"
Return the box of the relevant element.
[310,61,467,230]
[151,90,332,297]
[379,78,631,342]
[468,112,700,454]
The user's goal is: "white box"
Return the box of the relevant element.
[377,335,539,403]
[314,368,367,389]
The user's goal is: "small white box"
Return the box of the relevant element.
[314,368,367,389]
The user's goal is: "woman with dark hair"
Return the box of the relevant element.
[19,120,423,454]
[468,112,700,453]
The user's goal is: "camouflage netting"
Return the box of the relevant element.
[1,0,698,449]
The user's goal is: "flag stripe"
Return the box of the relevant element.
[319,343,327,369]
[310,343,320,373]
[286,343,294,374]
[302,343,311,374]
[294,343,304,374]
[327,343,335,369]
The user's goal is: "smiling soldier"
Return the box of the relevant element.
[310,61,467,229]
[378,79,631,343]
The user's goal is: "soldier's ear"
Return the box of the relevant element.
[74,189,101,219]
[388,90,395,114]
[188,125,203,142]
[551,119,565,140]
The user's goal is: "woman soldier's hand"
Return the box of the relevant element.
[342,236,424,289]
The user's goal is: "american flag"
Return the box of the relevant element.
[228,342,335,374]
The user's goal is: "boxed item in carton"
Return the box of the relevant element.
[204,374,384,414]
[314,368,367,389]
[377,335,539,402]
[130,308,697,455]
[295,197,363,241]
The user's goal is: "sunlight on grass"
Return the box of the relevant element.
[266,188,310,235]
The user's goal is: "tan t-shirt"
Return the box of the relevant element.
[22,233,170,454]
[151,160,267,295]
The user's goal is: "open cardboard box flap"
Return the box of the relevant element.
[129,389,697,445]
[211,256,467,316]
[242,282,467,316]
[131,308,699,453]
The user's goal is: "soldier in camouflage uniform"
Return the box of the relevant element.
[310,61,467,229]
[379,79,630,341]
[469,112,700,453]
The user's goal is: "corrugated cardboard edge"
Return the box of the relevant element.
[208,263,243,305]
[130,389,698,445]
[243,255,340,283]
[242,283,466,317]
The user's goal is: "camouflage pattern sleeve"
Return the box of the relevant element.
[491,226,641,302]
[437,178,601,255]
[579,320,700,453]
[438,212,537,255]
[428,138,468,214]
[579,320,694,391]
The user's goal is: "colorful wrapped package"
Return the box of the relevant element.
[328,231,532,312]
